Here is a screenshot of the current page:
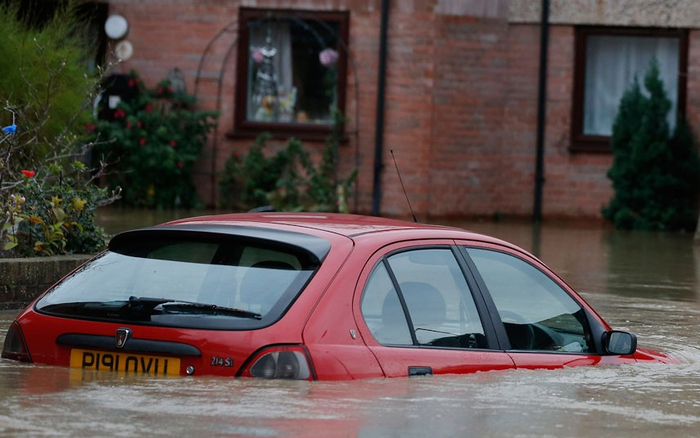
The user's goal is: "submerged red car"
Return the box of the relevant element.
[2,213,674,379]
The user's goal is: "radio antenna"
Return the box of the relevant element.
[390,149,417,223]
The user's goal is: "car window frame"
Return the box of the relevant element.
[455,242,607,355]
[355,241,501,351]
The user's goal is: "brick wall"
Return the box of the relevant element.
[104,0,698,221]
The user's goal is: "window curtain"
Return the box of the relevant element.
[584,35,679,136]
[247,21,293,121]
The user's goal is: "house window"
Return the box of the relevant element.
[572,27,688,152]
[233,8,349,140]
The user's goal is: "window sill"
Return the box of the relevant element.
[227,122,347,143]
[569,136,612,154]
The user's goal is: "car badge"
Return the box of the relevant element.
[115,327,131,349]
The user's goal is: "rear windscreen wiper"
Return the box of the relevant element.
[159,302,262,320]
[125,296,262,320]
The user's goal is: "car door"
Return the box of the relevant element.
[353,242,515,377]
[458,243,638,369]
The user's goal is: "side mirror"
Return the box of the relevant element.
[602,330,637,355]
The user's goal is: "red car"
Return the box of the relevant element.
[2,213,675,379]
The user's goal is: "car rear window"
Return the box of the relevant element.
[35,230,328,330]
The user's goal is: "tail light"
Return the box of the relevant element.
[241,345,315,380]
[2,321,32,362]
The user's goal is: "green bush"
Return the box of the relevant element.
[0,1,118,257]
[220,111,356,212]
[0,1,98,163]
[92,72,218,208]
[603,60,700,231]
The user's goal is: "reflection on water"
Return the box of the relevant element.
[3,215,700,436]
[96,207,222,236]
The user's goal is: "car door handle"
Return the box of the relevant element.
[408,366,433,377]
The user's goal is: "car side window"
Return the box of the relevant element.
[361,248,487,349]
[361,262,413,345]
[467,248,591,353]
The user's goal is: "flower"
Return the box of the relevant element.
[139,138,147,146]
[21,170,35,178]
[126,122,132,129]
[170,140,177,148]
[85,123,96,132]
[177,161,184,169]
[2,124,17,135]
[113,109,127,119]
[145,104,153,112]
[251,47,264,64]
[319,48,339,67]
[72,197,87,212]
[128,79,135,87]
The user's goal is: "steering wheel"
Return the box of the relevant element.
[497,310,535,350]
[532,324,567,351]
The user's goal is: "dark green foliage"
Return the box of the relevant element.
[0,1,117,257]
[219,110,356,212]
[0,1,98,163]
[604,60,700,231]
[92,72,218,208]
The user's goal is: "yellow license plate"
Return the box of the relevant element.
[70,349,181,376]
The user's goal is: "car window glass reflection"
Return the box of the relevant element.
[36,238,315,329]
[388,249,487,349]
[361,263,413,345]
[467,248,591,353]
[361,249,487,349]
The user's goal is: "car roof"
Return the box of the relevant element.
[162,212,517,248]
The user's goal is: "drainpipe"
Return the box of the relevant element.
[371,0,390,216]
[533,0,549,222]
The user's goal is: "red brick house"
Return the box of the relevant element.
[99,0,700,220]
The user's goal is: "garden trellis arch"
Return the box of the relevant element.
[193,13,361,210]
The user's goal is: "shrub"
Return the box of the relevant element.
[92,72,218,208]
[3,163,111,256]
[0,1,98,164]
[0,1,118,257]
[603,59,700,231]
[219,110,356,212]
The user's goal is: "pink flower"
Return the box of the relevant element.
[85,123,96,132]
[128,79,135,87]
[170,140,177,148]
[126,122,132,129]
[177,161,184,169]
[139,138,147,146]
[145,104,152,112]
[157,87,163,94]
[251,47,264,64]
[21,170,36,178]
[319,48,339,67]
[137,120,143,128]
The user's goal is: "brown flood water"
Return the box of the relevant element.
[2,212,700,437]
